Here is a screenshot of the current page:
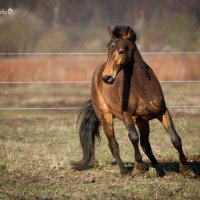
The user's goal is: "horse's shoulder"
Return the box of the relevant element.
[92,62,107,89]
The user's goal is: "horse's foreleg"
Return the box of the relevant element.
[137,120,165,177]
[102,113,128,175]
[159,109,192,175]
[123,112,148,174]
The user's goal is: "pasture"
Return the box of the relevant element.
[0,81,200,199]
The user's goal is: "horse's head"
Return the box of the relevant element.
[102,26,136,84]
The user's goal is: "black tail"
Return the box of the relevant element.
[71,99,100,170]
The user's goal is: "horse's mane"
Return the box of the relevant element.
[112,26,137,43]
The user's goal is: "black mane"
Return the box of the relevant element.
[112,26,137,43]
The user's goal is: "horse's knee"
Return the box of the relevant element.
[108,138,119,150]
[128,131,139,144]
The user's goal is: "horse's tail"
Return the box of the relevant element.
[71,99,101,170]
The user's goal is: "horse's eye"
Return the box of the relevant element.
[118,49,125,55]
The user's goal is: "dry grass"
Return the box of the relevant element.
[0,54,199,82]
[0,55,200,199]
[0,55,104,82]
[0,83,199,109]
[0,84,200,200]
[0,109,200,200]
[144,54,200,80]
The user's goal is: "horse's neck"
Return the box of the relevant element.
[121,47,145,111]
[133,46,143,64]
[124,46,148,84]
[123,46,143,76]
[121,48,139,111]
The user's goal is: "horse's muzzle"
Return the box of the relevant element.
[102,75,115,84]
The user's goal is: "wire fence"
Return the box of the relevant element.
[0,80,199,110]
[0,52,200,56]
[0,81,200,84]
[0,52,199,111]
[0,105,200,111]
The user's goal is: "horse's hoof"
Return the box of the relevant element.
[157,169,166,177]
[135,162,149,174]
[180,164,195,177]
[121,168,131,177]
[155,165,165,177]
[110,160,117,165]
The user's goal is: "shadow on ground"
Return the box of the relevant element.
[110,160,200,176]
[162,161,200,176]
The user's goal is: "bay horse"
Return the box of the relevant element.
[71,26,192,177]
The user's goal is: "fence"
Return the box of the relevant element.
[0,52,199,111]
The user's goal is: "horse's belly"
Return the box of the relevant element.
[135,96,166,119]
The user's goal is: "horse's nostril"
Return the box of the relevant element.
[102,75,114,84]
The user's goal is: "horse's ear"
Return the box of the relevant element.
[108,26,113,37]
[125,26,137,43]
[126,26,132,39]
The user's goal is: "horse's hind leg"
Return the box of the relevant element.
[137,120,165,177]
[102,113,128,175]
[159,109,192,175]
[123,113,148,174]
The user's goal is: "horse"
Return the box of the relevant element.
[71,26,192,177]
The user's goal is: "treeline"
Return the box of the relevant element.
[0,0,199,53]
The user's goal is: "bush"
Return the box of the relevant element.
[141,13,200,52]
[0,9,42,53]
[35,28,70,53]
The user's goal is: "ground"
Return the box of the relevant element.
[0,83,200,200]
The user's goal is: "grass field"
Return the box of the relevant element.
[0,83,199,109]
[0,83,200,200]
